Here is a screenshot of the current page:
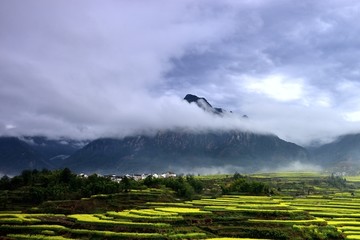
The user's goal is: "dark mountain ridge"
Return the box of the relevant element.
[64,130,309,174]
[20,136,87,166]
[2,94,346,175]
[309,133,360,173]
[0,137,51,175]
[0,136,86,175]
[62,94,309,174]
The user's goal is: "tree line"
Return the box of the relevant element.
[0,168,126,204]
[0,169,271,207]
[0,168,207,204]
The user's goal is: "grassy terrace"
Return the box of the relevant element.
[2,171,360,239]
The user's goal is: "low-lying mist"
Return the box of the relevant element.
[2,94,360,147]
[172,161,322,176]
[176,165,246,176]
[259,161,322,173]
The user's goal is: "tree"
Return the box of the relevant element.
[21,170,33,185]
[59,168,73,184]
[233,172,245,180]
[0,175,10,190]
[222,177,269,195]
[186,175,203,194]
[143,176,161,188]
[121,176,131,192]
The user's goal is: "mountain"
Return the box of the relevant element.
[63,93,308,174]
[63,130,309,174]
[0,94,311,175]
[20,136,87,167]
[0,136,87,175]
[0,137,51,175]
[184,94,227,115]
[310,133,360,173]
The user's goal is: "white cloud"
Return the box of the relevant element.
[243,74,304,102]
[5,124,16,130]
[1,0,360,146]
[344,111,360,122]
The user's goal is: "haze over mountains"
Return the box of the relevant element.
[1,94,359,176]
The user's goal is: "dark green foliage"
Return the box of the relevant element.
[222,174,269,195]
[233,172,245,180]
[143,175,203,199]
[0,169,205,210]
[80,174,124,196]
[294,225,345,240]
[327,174,347,189]
[0,168,129,206]
[161,176,195,199]
[143,176,162,188]
[0,175,10,190]
[185,175,204,194]
[59,168,72,184]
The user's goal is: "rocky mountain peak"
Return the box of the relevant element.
[184,94,225,115]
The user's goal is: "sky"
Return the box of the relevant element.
[2,0,360,146]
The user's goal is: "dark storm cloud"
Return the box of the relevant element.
[1,0,360,144]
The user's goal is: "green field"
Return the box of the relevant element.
[2,171,360,239]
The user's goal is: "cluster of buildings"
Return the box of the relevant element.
[78,172,177,183]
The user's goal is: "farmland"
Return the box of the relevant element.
[1,171,360,239]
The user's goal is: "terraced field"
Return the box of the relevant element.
[0,194,351,239]
[2,172,360,239]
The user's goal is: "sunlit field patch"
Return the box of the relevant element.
[68,214,171,227]
[168,232,207,239]
[345,235,360,240]
[155,207,211,215]
[107,209,184,220]
[189,196,282,207]
[0,224,68,231]
[206,238,272,240]
[146,202,194,207]
[6,234,74,240]
[0,213,64,224]
[309,212,360,218]
[328,221,360,227]
[344,176,360,182]
[294,206,360,213]
[248,218,326,226]
[69,229,163,238]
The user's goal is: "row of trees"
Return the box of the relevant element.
[0,168,206,204]
[0,169,273,206]
[0,168,127,203]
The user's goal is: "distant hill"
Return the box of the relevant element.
[63,130,309,174]
[0,94,313,175]
[310,133,360,173]
[20,136,87,167]
[0,137,50,175]
[62,94,308,174]
[0,136,87,175]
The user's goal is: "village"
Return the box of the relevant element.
[78,171,177,183]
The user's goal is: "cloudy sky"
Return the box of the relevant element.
[2,0,360,146]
